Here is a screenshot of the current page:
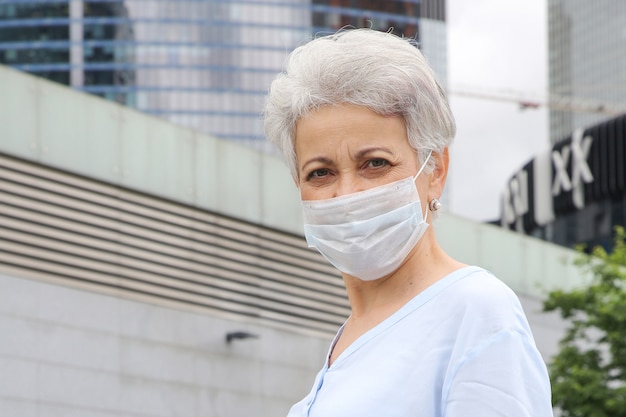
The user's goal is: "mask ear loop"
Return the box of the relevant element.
[413,150,433,181]
[413,150,433,222]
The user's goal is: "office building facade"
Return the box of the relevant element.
[0,0,448,150]
[548,0,626,143]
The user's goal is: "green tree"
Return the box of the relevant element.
[543,226,626,417]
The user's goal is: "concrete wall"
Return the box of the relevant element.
[0,272,331,417]
[0,65,304,236]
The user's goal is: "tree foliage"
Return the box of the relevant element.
[543,226,626,417]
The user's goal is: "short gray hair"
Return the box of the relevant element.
[263,28,456,178]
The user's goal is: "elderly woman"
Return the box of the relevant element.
[264,29,552,417]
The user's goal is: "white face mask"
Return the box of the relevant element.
[301,152,432,281]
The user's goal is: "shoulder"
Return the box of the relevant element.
[437,270,552,415]
[430,267,534,341]
[441,267,525,318]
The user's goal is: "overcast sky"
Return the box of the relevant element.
[445,0,548,222]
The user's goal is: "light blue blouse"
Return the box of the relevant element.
[286,266,553,417]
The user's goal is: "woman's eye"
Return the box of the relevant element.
[367,158,389,168]
[307,168,330,180]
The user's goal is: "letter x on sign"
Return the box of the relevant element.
[552,146,572,195]
[551,128,594,197]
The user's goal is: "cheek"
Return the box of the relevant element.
[299,184,335,201]
[299,188,319,201]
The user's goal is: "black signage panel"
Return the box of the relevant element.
[613,115,626,195]
[502,114,626,233]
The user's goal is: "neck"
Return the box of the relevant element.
[341,230,463,321]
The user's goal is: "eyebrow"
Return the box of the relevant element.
[354,146,394,159]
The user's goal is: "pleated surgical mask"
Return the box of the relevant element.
[302,151,432,281]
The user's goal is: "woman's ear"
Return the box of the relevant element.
[429,147,449,199]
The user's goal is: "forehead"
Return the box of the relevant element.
[294,105,410,159]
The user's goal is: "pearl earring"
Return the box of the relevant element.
[429,198,442,212]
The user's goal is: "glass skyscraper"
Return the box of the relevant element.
[0,0,448,149]
[548,0,626,143]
